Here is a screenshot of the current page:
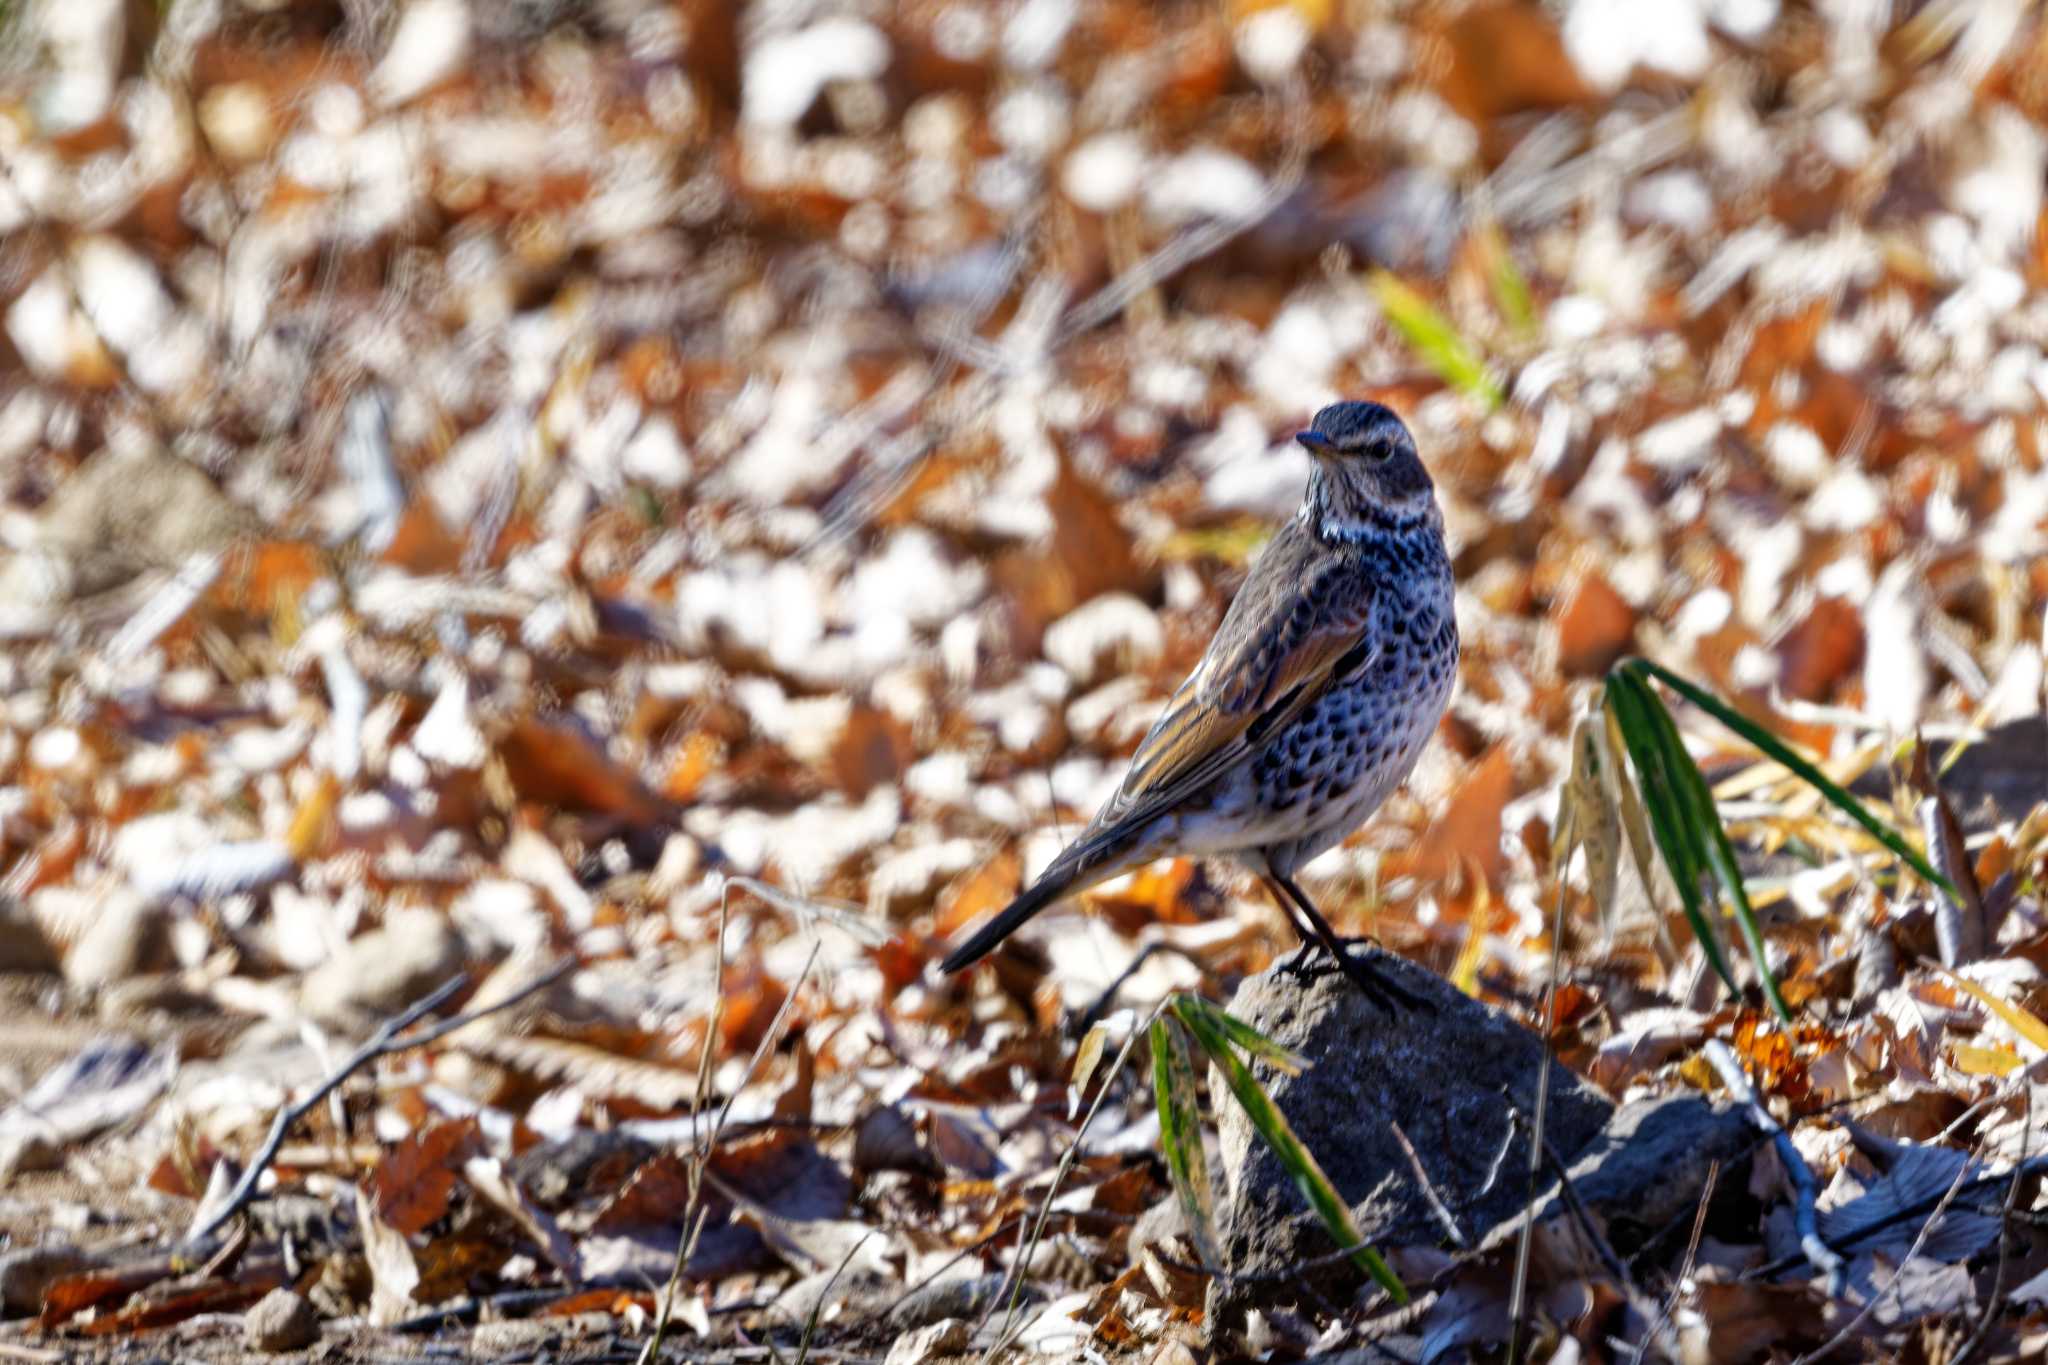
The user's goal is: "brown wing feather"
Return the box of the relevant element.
[1087,520,1377,838]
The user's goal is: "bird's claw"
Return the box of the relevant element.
[1282,937,1434,1014]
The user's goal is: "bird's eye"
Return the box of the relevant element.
[1365,441,1391,460]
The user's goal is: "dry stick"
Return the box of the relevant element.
[1387,1117,1467,1249]
[1475,1110,1522,1201]
[878,1214,1029,1322]
[1049,71,1311,350]
[1149,1238,1381,1285]
[642,882,730,1365]
[1075,942,1225,1036]
[1951,1087,2030,1365]
[790,1231,878,1365]
[822,68,1309,555]
[1628,1160,1720,1364]
[976,1010,1157,1364]
[1496,1090,1631,1290]
[1937,1034,2048,1147]
[1507,872,1571,1361]
[1700,1039,1843,1294]
[183,960,572,1246]
[645,898,825,1363]
[1788,1153,1976,1365]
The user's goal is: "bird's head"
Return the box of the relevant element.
[1294,401,1436,528]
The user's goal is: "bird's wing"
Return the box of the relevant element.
[1089,522,1378,836]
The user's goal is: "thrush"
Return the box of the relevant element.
[941,400,1458,1012]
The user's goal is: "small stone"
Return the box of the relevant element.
[298,907,462,1022]
[1491,1093,1754,1255]
[61,888,168,989]
[0,1244,94,1315]
[884,1318,970,1365]
[888,1272,1014,1330]
[244,1288,318,1352]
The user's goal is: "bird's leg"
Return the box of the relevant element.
[1262,875,1380,998]
[1268,874,1431,1014]
[1260,875,1320,953]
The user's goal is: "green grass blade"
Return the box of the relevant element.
[1170,998,1406,1303]
[1150,1017,1220,1269]
[1603,672,1738,997]
[1631,673,1792,1023]
[1479,222,1536,335]
[1625,659,1958,902]
[1368,270,1504,409]
[1173,994,1306,1076]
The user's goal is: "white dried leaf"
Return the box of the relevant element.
[373,0,471,105]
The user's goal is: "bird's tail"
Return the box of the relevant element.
[938,866,1079,973]
[942,825,1138,975]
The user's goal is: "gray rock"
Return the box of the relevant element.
[1882,713,2046,833]
[59,888,169,989]
[773,1267,895,1334]
[887,1272,1017,1330]
[1208,947,1614,1319]
[298,908,463,1023]
[244,1287,318,1352]
[1482,1093,1758,1259]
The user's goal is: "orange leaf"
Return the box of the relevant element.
[372,1117,483,1236]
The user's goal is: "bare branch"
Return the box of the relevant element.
[183,958,573,1246]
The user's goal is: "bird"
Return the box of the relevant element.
[941,400,1459,1012]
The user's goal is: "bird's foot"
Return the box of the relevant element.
[1281,938,1433,1014]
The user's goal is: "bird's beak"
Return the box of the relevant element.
[1295,430,1336,457]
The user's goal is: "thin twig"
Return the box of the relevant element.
[1789,1153,1976,1365]
[1152,1247,1354,1322]
[977,1009,1155,1363]
[1497,1090,1631,1290]
[1074,942,1224,1035]
[1629,1160,1719,1363]
[1476,1110,1521,1202]
[183,959,572,1245]
[791,1231,876,1365]
[1388,1118,1467,1249]
[648,892,824,1363]
[1154,1234,1409,1291]
[1049,72,1312,349]
[643,881,731,1365]
[877,1215,1026,1322]
[1951,1086,2029,1365]
[1748,1153,2048,1281]
[1508,869,1571,1360]
[1701,1039,1843,1294]
[815,65,1310,555]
